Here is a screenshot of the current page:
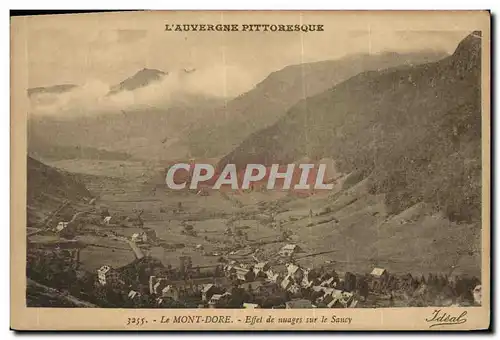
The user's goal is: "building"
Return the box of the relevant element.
[240,280,265,292]
[321,289,355,308]
[254,262,270,274]
[97,265,120,286]
[253,262,270,277]
[208,292,232,308]
[223,264,237,278]
[201,284,218,302]
[142,229,157,243]
[55,222,69,232]
[234,267,256,282]
[370,267,389,291]
[131,233,141,243]
[278,244,304,257]
[286,263,305,282]
[154,280,169,296]
[301,278,314,289]
[161,285,182,301]
[281,275,293,291]
[320,277,335,287]
[371,267,388,279]
[149,276,169,295]
[265,270,280,283]
[128,290,140,300]
[102,216,112,225]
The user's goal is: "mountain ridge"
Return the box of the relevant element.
[218,31,482,223]
[108,68,167,95]
[185,50,449,157]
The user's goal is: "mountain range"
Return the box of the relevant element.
[27,50,449,162]
[219,31,482,223]
[186,51,448,157]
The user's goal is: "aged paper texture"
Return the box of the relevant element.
[10,10,490,331]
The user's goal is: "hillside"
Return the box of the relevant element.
[27,156,92,225]
[28,101,224,161]
[186,51,448,157]
[219,31,482,223]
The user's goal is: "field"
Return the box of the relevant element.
[45,159,481,278]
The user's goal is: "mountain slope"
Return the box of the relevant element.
[27,156,92,225]
[186,51,448,157]
[108,68,167,95]
[220,32,482,223]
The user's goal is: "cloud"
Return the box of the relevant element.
[28,64,257,117]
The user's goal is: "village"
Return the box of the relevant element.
[23,151,482,310]
[26,181,482,309]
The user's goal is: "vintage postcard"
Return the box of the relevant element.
[10,10,490,331]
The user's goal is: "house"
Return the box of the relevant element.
[201,284,218,302]
[265,270,280,283]
[280,275,293,291]
[234,267,256,282]
[208,292,232,308]
[253,262,270,277]
[320,277,335,287]
[97,265,119,286]
[286,263,305,282]
[103,216,112,225]
[285,299,314,309]
[321,289,342,307]
[254,262,270,273]
[152,278,169,295]
[370,267,389,291]
[223,264,237,277]
[288,284,301,294]
[256,282,281,296]
[142,229,157,243]
[278,244,304,257]
[131,233,141,243]
[162,285,182,301]
[301,278,314,289]
[148,275,156,294]
[55,222,69,232]
[128,290,140,300]
[371,267,388,279]
[321,289,355,308]
[312,285,325,293]
[243,303,260,309]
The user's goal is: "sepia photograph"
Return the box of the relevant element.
[10,10,490,330]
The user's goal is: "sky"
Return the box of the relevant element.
[25,26,470,93]
[16,11,476,116]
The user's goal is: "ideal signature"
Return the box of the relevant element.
[425,309,468,328]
